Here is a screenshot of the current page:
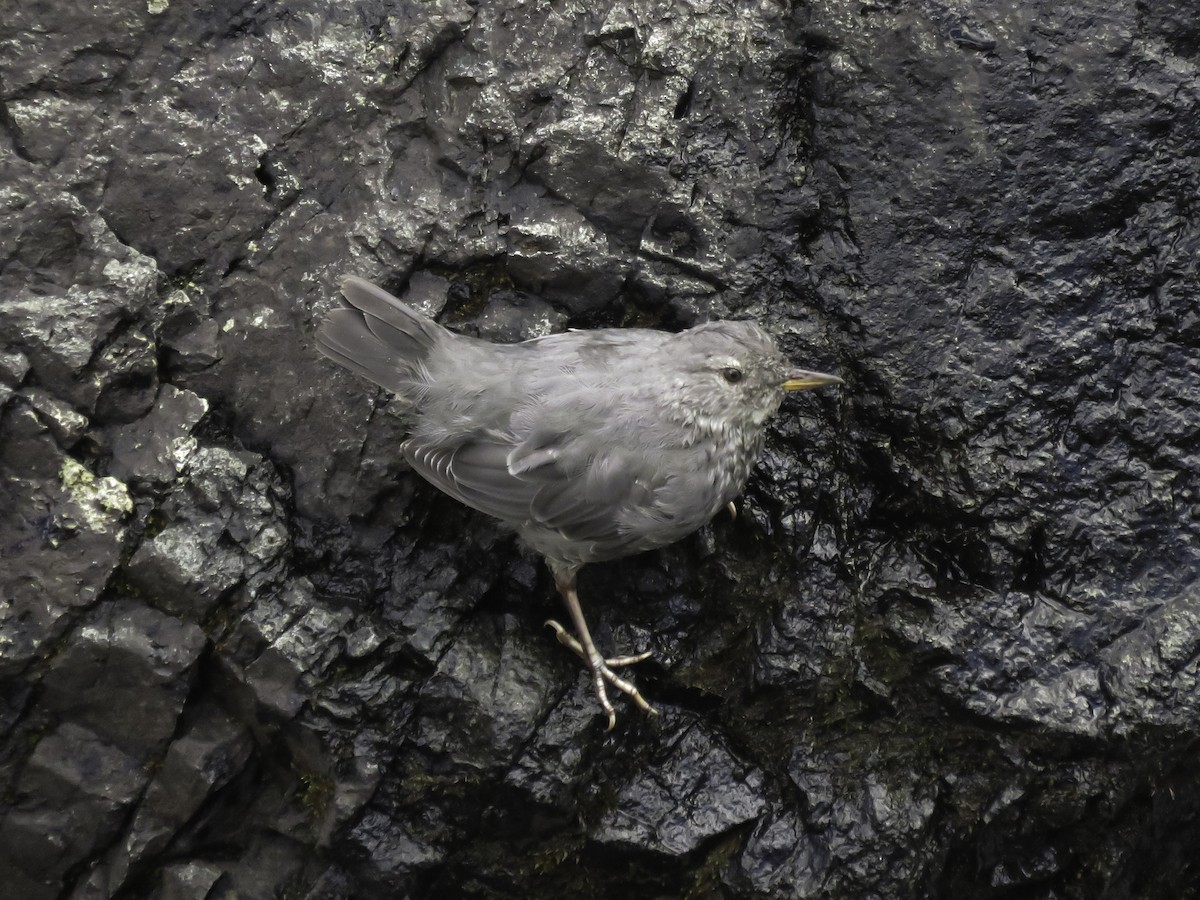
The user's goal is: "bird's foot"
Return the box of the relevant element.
[545,620,652,667]
[545,620,659,729]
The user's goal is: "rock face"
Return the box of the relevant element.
[2,1,1199,897]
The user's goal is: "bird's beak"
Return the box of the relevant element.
[781,369,843,392]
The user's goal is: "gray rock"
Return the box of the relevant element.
[505,197,629,315]
[0,348,30,386]
[0,409,133,675]
[0,185,160,411]
[400,270,451,319]
[124,520,245,620]
[151,862,224,900]
[19,385,90,446]
[123,444,291,620]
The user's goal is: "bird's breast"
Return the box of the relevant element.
[700,421,767,512]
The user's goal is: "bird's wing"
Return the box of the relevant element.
[402,429,643,543]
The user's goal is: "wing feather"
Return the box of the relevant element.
[402,428,642,544]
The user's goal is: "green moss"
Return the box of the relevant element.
[299,770,335,820]
[59,457,133,526]
[428,260,517,323]
[142,507,169,540]
[683,831,743,899]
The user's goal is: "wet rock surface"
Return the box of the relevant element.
[2,0,1199,897]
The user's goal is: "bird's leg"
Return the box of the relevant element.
[547,573,658,729]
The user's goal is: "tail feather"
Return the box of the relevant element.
[316,276,446,396]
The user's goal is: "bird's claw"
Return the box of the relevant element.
[545,620,659,728]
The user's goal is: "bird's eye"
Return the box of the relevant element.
[721,367,743,384]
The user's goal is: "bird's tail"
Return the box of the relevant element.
[316,276,447,397]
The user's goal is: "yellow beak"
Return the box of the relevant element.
[781,369,843,391]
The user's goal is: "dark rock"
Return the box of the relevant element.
[0,348,29,409]
[243,601,353,718]
[71,702,253,898]
[1,1,159,161]
[118,708,251,891]
[591,719,768,857]
[4,0,1200,896]
[504,686,600,810]
[38,600,207,756]
[344,622,385,660]
[1098,594,1200,731]
[453,289,568,342]
[162,315,223,375]
[411,614,561,768]
[108,384,210,488]
[734,810,831,898]
[382,533,505,667]
[783,742,939,896]
[93,326,161,423]
[342,808,444,890]
[176,832,312,900]
[298,866,357,900]
[0,723,147,900]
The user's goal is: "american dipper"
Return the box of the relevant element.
[318,276,842,728]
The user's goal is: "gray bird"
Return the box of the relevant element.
[317,276,842,728]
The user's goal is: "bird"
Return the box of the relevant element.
[317,276,842,729]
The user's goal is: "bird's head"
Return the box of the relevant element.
[669,320,842,434]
